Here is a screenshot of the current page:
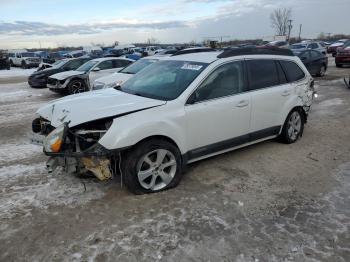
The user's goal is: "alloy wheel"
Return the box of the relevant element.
[137,149,177,191]
[71,81,85,94]
[287,111,302,141]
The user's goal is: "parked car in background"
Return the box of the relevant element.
[145,46,160,56]
[291,42,326,55]
[335,41,350,67]
[92,57,164,90]
[47,57,134,94]
[63,50,86,59]
[33,48,315,194]
[0,50,10,70]
[28,57,92,88]
[265,40,289,49]
[9,51,41,68]
[103,48,125,57]
[295,49,328,76]
[327,39,349,57]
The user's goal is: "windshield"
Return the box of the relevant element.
[291,44,306,49]
[22,52,36,57]
[120,59,158,74]
[120,60,208,100]
[52,60,67,68]
[76,61,98,72]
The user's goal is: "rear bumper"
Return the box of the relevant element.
[335,56,350,64]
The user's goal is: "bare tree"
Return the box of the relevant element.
[270,8,292,36]
[146,37,159,45]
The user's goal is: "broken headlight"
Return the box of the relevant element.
[44,124,67,153]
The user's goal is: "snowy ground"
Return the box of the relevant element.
[0,58,349,261]
[0,67,36,78]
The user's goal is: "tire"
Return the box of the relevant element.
[10,60,13,67]
[336,63,342,68]
[122,138,183,194]
[279,109,305,144]
[316,65,326,77]
[67,79,87,94]
[21,61,27,69]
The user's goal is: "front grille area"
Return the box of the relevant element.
[47,78,57,86]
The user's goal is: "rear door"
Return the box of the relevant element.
[185,60,251,159]
[247,59,292,138]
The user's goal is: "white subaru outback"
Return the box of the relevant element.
[32,48,315,194]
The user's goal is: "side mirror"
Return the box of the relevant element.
[186,91,199,105]
[92,67,100,72]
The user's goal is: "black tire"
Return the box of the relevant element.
[21,61,27,69]
[336,63,342,68]
[122,138,183,194]
[10,60,13,67]
[279,108,305,144]
[67,79,87,94]
[316,64,326,77]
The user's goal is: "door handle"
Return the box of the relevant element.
[236,100,249,108]
[282,90,291,96]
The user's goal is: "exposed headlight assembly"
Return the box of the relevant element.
[44,124,67,153]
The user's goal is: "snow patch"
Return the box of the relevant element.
[0,142,42,163]
[0,68,36,78]
[0,164,111,219]
[318,98,344,107]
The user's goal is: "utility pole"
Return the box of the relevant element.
[287,19,293,42]
[298,24,302,41]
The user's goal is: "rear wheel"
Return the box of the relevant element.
[316,65,326,77]
[122,139,183,194]
[67,79,87,94]
[279,109,305,144]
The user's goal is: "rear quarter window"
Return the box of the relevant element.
[280,60,305,82]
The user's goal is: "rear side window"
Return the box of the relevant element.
[247,60,279,90]
[280,60,305,82]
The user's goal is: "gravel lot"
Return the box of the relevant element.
[0,59,349,262]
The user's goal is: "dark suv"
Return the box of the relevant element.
[28,57,91,88]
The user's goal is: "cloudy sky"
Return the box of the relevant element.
[0,0,349,49]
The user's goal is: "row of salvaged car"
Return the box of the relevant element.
[31,47,317,194]
[28,46,331,95]
[7,45,176,69]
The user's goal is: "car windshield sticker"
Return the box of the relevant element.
[181,63,203,71]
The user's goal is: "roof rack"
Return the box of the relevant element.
[172,48,217,56]
[217,47,294,58]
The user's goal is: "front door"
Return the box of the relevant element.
[185,61,251,159]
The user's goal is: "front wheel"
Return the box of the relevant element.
[21,61,27,69]
[336,63,342,68]
[279,109,305,144]
[67,79,87,94]
[122,139,183,194]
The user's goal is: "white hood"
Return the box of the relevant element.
[37,88,166,127]
[95,72,133,86]
[50,70,84,80]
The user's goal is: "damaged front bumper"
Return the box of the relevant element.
[31,118,117,181]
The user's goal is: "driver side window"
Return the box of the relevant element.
[195,61,245,102]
